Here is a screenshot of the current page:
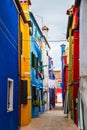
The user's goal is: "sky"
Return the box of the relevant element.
[30,0,74,70]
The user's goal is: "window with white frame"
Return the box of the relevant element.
[7,78,14,112]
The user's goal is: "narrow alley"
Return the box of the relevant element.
[20,104,78,130]
[1,0,87,130]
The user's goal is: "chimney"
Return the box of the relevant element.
[60,44,66,55]
[42,25,49,39]
[19,0,31,5]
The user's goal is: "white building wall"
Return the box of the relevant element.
[42,40,50,110]
[80,0,87,129]
[80,0,87,76]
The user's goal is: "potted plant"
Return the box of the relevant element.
[33,100,40,107]
[32,100,40,117]
[40,100,47,113]
[41,100,47,106]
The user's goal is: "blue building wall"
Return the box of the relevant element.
[30,12,43,88]
[31,37,43,88]
[48,57,55,79]
[48,56,55,109]
[30,12,44,117]
[60,44,66,105]
[0,1,19,130]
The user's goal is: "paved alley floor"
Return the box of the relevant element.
[20,104,78,130]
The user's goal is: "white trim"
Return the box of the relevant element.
[7,78,14,112]
[23,10,29,14]
[24,72,30,75]
[13,0,19,12]
[27,96,32,100]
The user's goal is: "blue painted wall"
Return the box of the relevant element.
[48,56,55,108]
[30,12,44,117]
[60,44,66,105]
[0,1,18,130]
[31,37,43,88]
[30,12,43,88]
[48,57,55,79]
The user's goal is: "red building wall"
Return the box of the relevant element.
[72,6,79,125]
[63,55,68,100]
[55,88,62,103]
[73,7,79,100]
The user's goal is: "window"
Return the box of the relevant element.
[29,21,33,36]
[40,61,43,73]
[31,52,38,78]
[31,52,35,68]
[7,78,14,112]
[31,52,38,69]
[32,86,36,102]
[21,80,28,105]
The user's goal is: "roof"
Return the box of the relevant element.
[75,0,81,6]
[14,0,32,27]
[66,5,75,39]
[30,12,50,49]
[28,0,31,5]
[60,44,66,47]
[42,26,49,31]
[66,5,75,15]
[66,15,73,39]
[30,12,43,37]
[53,70,62,79]
[19,0,31,5]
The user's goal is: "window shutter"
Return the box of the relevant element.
[36,57,38,69]
[36,57,38,78]
[21,80,27,105]
[32,86,36,101]
[32,52,35,68]
[40,61,43,73]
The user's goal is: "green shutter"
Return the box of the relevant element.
[32,86,36,101]
[32,52,35,68]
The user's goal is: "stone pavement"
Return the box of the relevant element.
[20,104,78,130]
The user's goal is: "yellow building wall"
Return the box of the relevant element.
[68,18,74,120]
[71,12,76,121]
[20,2,31,126]
[68,28,73,119]
[68,28,72,98]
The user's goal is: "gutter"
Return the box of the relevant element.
[14,0,32,27]
[30,12,50,46]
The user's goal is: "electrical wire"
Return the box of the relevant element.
[0,26,17,50]
[0,17,54,56]
[48,40,67,43]
[0,26,31,61]
[0,18,18,45]
[0,19,26,53]
[0,17,31,53]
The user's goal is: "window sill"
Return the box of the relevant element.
[7,108,13,112]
